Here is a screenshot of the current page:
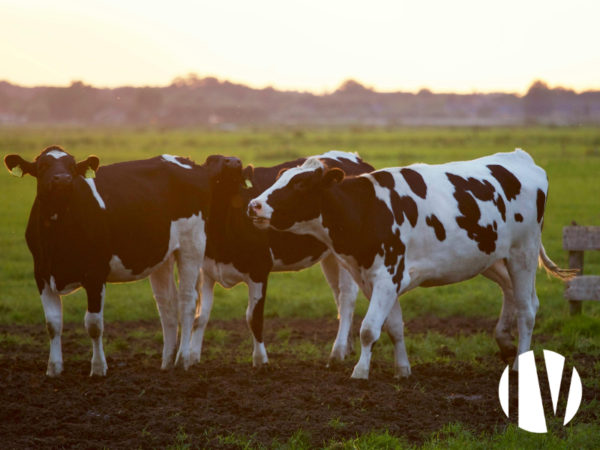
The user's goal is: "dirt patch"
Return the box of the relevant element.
[0,317,597,448]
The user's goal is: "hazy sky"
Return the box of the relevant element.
[1,0,599,94]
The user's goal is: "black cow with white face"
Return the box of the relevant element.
[248,149,576,379]
[5,146,241,376]
[189,151,374,367]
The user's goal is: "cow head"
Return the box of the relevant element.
[202,154,248,208]
[203,155,243,185]
[4,146,99,202]
[247,158,345,230]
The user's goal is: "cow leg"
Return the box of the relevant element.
[481,259,517,363]
[40,283,63,377]
[84,283,107,377]
[174,250,202,370]
[351,278,398,380]
[189,271,215,365]
[149,257,178,370]
[383,301,411,378]
[506,245,539,371]
[247,280,268,367]
[320,253,358,364]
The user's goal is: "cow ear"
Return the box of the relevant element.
[242,164,254,189]
[322,167,345,187]
[276,167,288,180]
[4,154,37,177]
[76,155,100,178]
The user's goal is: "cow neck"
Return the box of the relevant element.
[320,176,371,247]
[207,184,249,244]
[252,159,306,193]
[38,193,70,222]
[35,176,107,276]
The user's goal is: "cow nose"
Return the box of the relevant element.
[225,157,241,169]
[52,174,72,185]
[247,200,261,217]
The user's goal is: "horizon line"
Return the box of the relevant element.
[2,75,598,97]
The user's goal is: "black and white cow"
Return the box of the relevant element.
[248,149,576,379]
[189,151,374,366]
[4,146,241,376]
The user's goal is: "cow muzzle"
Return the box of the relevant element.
[223,157,242,169]
[247,199,271,229]
[49,173,73,192]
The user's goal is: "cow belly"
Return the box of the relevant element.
[203,258,248,288]
[406,252,499,288]
[107,254,164,282]
[47,275,82,295]
[271,253,322,272]
[107,213,205,283]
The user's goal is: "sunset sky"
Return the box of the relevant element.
[1,0,599,94]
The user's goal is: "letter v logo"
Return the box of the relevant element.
[498,350,583,433]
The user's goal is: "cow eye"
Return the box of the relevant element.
[293,179,307,191]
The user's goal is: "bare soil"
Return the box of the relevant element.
[1,316,597,448]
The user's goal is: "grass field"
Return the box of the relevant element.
[1,126,599,448]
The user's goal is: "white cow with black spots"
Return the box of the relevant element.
[248,149,576,379]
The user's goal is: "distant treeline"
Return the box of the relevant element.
[1,76,599,127]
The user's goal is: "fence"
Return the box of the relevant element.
[562,224,600,315]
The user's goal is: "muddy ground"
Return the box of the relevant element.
[1,316,598,448]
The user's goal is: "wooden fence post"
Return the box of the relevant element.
[568,250,583,315]
[563,224,600,315]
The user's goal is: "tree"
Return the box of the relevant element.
[523,80,554,121]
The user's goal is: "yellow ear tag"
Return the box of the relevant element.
[10,166,23,177]
[244,178,253,189]
[84,167,96,179]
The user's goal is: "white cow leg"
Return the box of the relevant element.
[149,257,178,369]
[41,283,63,377]
[337,267,358,358]
[351,280,398,380]
[190,272,215,365]
[482,260,517,363]
[247,281,268,367]
[506,247,539,371]
[321,255,358,364]
[383,300,411,378]
[84,285,107,377]
[174,254,201,370]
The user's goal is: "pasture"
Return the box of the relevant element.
[1,127,599,448]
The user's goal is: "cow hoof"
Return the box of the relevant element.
[500,346,517,365]
[328,346,348,364]
[160,350,176,370]
[90,362,107,377]
[160,361,174,371]
[252,356,269,368]
[46,362,63,377]
[326,353,347,369]
[326,359,339,369]
[175,353,191,370]
[350,365,369,380]
[188,351,201,366]
[254,362,271,373]
[394,365,411,379]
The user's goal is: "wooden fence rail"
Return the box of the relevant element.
[562,225,600,315]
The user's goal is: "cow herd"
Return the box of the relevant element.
[4,146,575,379]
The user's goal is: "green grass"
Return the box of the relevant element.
[2,126,600,448]
[2,126,599,327]
[165,422,600,449]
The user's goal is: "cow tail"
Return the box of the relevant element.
[538,242,579,281]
